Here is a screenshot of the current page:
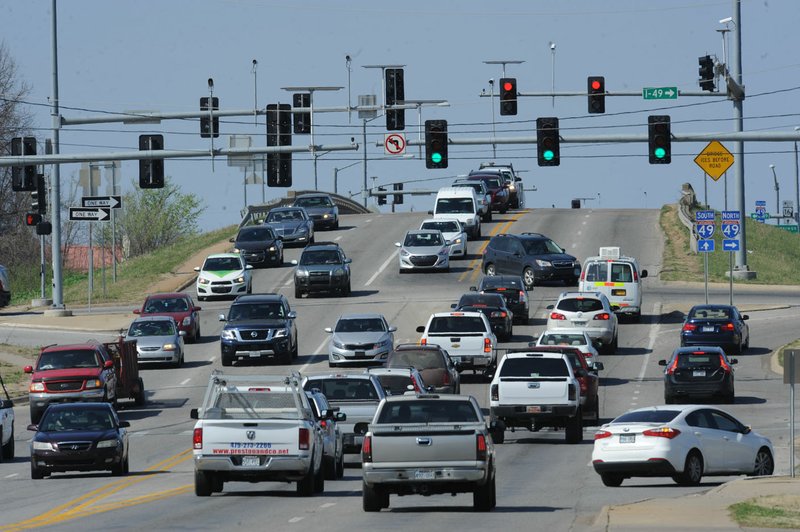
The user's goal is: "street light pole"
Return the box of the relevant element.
[770,164,780,226]
[794,126,799,226]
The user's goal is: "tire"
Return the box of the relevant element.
[674,451,703,486]
[313,461,325,493]
[743,334,750,350]
[500,204,508,214]
[295,286,303,299]
[751,448,774,477]
[292,337,299,359]
[221,353,233,367]
[362,481,383,512]
[335,451,345,479]
[246,282,252,295]
[490,426,504,445]
[591,394,600,420]
[111,455,128,476]
[1,427,14,460]
[195,470,213,496]
[473,475,495,512]
[343,281,351,296]
[195,324,202,343]
[565,410,583,444]
[134,378,146,406]
[600,473,624,487]
[334,220,339,230]
[212,474,224,493]
[297,466,315,496]
[665,393,675,404]
[323,456,337,480]
[522,267,535,290]
[31,462,44,480]
[485,263,497,276]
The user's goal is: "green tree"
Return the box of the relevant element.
[114,179,205,257]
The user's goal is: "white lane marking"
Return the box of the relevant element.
[288,517,304,523]
[365,250,399,286]
[180,378,191,386]
[319,502,336,509]
[284,277,293,287]
[364,218,372,223]
[299,338,330,373]
[637,302,662,382]
[208,356,216,363]
[334,236,342,241]
[577,231,582,236]
[181,430,194,435]
[582,220,587,225]
[5,473,18,479]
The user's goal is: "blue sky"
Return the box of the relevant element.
[4,1,800,231]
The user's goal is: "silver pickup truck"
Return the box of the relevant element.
[356,394,497,512]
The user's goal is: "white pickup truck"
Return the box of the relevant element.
[489,352,583,444]
[190,371,325,496]
[416,311,497,376]
[0,373,14,461]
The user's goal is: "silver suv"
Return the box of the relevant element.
[546,291,618,354]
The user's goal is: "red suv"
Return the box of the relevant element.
[467,174,510,214]
[133,292,202,343]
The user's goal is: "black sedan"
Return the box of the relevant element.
[452,292,513,341]
[680,304,749,355]
[230,225,284,268]
[471,275,529,325]
[659,346,738,403]
[29,402,130,479]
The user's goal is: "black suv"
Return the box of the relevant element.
[230,225,284,268]
[292,242,352,298]
[219,294,298,366]
[471,275,529,325]
[481,233,580,289]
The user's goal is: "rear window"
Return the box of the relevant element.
[610,263,634,283]
[612,410,680,424]
[539,333,588,347]
[304,378,378,402]
[689,307,731,320]
[676,353,721,368]
[557,298,604,313]
[377,400,480,424]
[387,350,445,370]
[458,294,504,307]
[481,277,523,290]
[209,391,302,420]
[499,357,569,377]
[375,375,414,396]
[584,262,609,283]
[428,316,487,334]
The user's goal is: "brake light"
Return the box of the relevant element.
[442,371,450,386]
[568,383,576,401]
[720,322,735,332]
[193,428,203,449]
[484,337,492,353]
[633,269,639,281]
[719,355,731,372]
[518,290,527,303]
[682,323,697,332]
[490,384,498,401]
[642,427,681,439]
[320,420,328,429]
[495,287,507,291]
[593,313,610,321]
[550,312,566,320]
[666,357,679,375]
[299,428,310,450]
[580,268,586,281]
[490,311,507,319]
[362,435,372,462]
[577,376,588,395]
[594,430,612,440]
[420,338,427,346]
[410,374,421,392]
[476,434,488,461]
[248,387,270,392]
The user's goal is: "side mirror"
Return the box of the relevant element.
[610,305,620,312]
[218,314,226,322]
[454,362,463,372]
[324,327,333,333]
[742,315,749,321]
[450,303,457,309]
[133,309,141,315]
[730,358,738,365]
[641,269,648,279]
[546,305,554,310]
[287,311,297,319]
[515,176,522,182]
[229,237,235,243]
[245,264,254,270]
[193,266,200,272]
[657,360,667,366]
[427,210,434,215]
[742,426,752,434]
[344,258,352,264]
[394,242,401,248]
[0,399,13,409]
[194,306,203,312]
[103,360,114,369]
[416,326,425,333]
[469,286,477,292]
[354,422,369,435]
[291,259,299,265]
[119,421,131,428]
[190,408,199,420]
[24,365,33,374]
[593,362,605,371]
[178,331,186,337]
[388,326,398,333]
[27,424,38,432]
[335,412,347,422]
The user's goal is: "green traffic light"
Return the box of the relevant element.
[654,147,666,159]
[431,152,442,164]
[543,150,554,161]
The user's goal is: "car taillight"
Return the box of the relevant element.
[490,311,507,318]
[484,337,492,353]
[320,420,328,429]
[420,338,427,345]
[578,376,588,395]
[580,269,586,281]
[550,312,566,320]
[594,430,612,440]
[476,434,487,461]
[642,427,681,439]
[682,323,697,332]
[666,358,679,375]
[719,355,731,372]
[442,371,450,386]
[410,374,421,392]
[299,428,310,450]
[490,384,498,401]
[593,313,610,321]
[518,290,527,303]
[568,383,576,401]
[193,428,203,449]
[362,435,372,462]
[721,322,735,332]
[633,269,639,281]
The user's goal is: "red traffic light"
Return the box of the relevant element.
[591,79,602,91]
[25,212,41,226]
[502,81,514,92]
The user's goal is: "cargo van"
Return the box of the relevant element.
[578,247,647,321]
[430,187,481,240]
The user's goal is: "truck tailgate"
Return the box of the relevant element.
[200,419,302,456]
[425,333,484,359]
[370,424,479,463]
[499,376,570,404]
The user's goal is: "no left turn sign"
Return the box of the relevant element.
[384,133,406,155]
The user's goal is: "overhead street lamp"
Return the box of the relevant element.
[770,164,780,226]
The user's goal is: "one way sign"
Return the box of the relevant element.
[81,195,122,209]
[69,207,111,221]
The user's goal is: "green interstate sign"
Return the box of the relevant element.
[642,87,678,100]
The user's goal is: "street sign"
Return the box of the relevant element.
[721,222,740,238]
[783,200,794,218]
[750,212,769,221]
[721,210,740,221]
[642,87,678,100]
[69,207,110,221]
[720,210,741,239]
[698,239,715,252]
[384,133,406,156]
[695,210,715,222]
[722,239,740,251]
[696,223,715,238]
[777,225,799,234]
[81,195,122,209]
[756,200,766,207]
[694,141,734,181]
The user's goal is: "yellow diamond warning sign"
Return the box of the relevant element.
[694,141,734,181]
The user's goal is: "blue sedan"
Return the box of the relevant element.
[680,304,750,355]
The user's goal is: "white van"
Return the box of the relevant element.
[430,187,481,240]
[578,247,647,321]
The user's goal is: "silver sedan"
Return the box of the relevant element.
[125,316,185,367]
[325,313,396,367]
[395,230,450,273]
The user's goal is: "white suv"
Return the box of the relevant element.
[546,292,618,355]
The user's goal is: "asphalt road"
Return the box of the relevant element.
[1,208,798,532]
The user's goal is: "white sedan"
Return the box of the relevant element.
[534,329,600,368]
[591,405,774,487]
[419,218,467,259]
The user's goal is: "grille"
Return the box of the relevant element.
[140,346,161,352]
[344,343,373,350]
[309,272,331,285]
[56,441,92,452]
[410,255,437,267]
[244,252,265,260]
[211,285,233,294]
[553,261,574,268]
[238,329,271,340]
[45,381,83,392]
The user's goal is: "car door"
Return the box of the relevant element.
[708,409,754,471]
[489,238,512,273]
[684,408,726,472]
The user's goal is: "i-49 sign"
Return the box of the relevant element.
[721,223,740,238]
[696,223,715,238]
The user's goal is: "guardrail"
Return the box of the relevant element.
[678,183,699,253]
[238,191,370,228]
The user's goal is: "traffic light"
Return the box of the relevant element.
[377,187,387,206]
[536,117,560,166]
[571,199,581,209]
[36,221,52,236]
[25,212,41,226]
[293,93,311,134]
[31,174,47,214]
[393,182,404,205]
[587,76,605,114]
[698,55,715,92]
[138,134,165,188]
[648,115,671,164]
[11,136,37,191]
[267,104,292,187]
[499,78,517,116]
[385,68,405,131]
[425,120,448,169]
[200,97,219,138]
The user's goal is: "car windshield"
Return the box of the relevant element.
[676,353,722,368]
[203,257,242,271]
[690,307,731,320]
[387,350,444,369]
[144,297,189,313]
[335,318,386,333]
[300,250,342,265]
[237,227,276,242]
[377,400,479,424]
[304,379,378,402]
[435,198,473,214]
[267,210,304,222]
[128,320,176,337]
[421,221,459,233]
[522,239,563,255]
[207,391,302,420]
[404,233,443,247]
[612,410,681,424]
[557,298,604,313]
[36,350,99,370]
[39,409,115,432]
[427,316,486,334]
[539,333,588,347]
[499,358,568,377]
[228,302,285,320]
[295,196,332,208]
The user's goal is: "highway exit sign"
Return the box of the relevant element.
[642,87,678,100]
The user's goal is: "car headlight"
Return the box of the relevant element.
[322,214,330,219]
[232,247,241,253]
[332,340,345,349]
[295,269,309,278]
[274,328,289,338]
[332,268,346,277]
[182,316,191,326]
[234,275,246,283]
[220,330,236,340]
[85,379,102,389]
[269,246,277,252]
[454,238,463,245]
[535,259,552,267]
[162,343,178,351]
[97,439,121,449]
[295,227,308,234]
[30,382,45,392]
[32,441,55,451]
[198,277,210,285]
[400,249,410,257]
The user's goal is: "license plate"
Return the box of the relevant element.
[242,456,259,467]
[619,434,635,444]
[526,405,541,413]
[612,289,626,296]
[355,351,366,358]
[702,326,715,332]
[693,370,706,377]
[572,321,587,326]
[414,470,435,480]
[248,352,260,357]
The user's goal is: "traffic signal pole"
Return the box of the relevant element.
[49,0,66,311]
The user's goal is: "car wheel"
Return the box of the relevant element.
[674,451,703,486]
[565,409,583,444]
[211,474,223,493]
[295,287,303,299]
[490,425,504,445]
[111,455,127,477]
[195,324,202,342]
[195,470,213,496]
[297,465,316,496]
[31,462,45,480]
[134,377,146,406]
[362,481,384,512]
[313,461,325,493]
[1,426,14,460]
[246,282,252,295]
[522,267,535,290]
[343,281,351,296]
[473,475,495,512]
[751,448,775,477]
[485,263,497,276]
[600,473,624,487]
[324,455,337,480]
[221,353,233,367]
[499,205,508,214]
[292,338,299,359]
[664,393,675,404]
